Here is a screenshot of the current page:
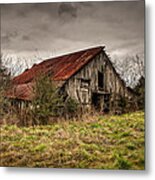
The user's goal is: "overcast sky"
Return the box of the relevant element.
[1,0,144,61]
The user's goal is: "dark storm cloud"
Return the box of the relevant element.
[1,31,18,44]
[58,3,78,18]
[22,35,31,41]
[1,1,145,59]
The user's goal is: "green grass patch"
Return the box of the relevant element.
[0,111,144,169]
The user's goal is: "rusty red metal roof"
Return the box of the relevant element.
[13,46,104,85]
[6,82,34,101]
[7,46,104,101]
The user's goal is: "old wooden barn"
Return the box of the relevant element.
[6,46,135,114]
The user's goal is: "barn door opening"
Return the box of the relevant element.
[103,94,110,113]
[92,93,103,111]
[92,93,99,109]
[92,93,110,113]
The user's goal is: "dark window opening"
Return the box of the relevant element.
[98,71,104,89]
[80,79,90,89]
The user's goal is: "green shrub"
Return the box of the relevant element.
[31,74,64,125]
[64,97,79,118]
[30,75,79,125]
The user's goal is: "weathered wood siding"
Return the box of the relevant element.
[63,51,134,110]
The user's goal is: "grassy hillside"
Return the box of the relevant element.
[0,111,144,169]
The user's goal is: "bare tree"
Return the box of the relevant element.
[112,54,144,88]
[0,54,11,119]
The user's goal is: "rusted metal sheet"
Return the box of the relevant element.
[6,82,34,101]
[13,46,104,84]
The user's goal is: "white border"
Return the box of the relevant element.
[1,0,136,3]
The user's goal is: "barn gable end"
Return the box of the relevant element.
[62,50,135,113]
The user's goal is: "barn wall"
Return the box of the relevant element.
[63,51,134,111]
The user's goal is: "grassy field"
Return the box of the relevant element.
[0,111,144,169]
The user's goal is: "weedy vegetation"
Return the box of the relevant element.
[0,111,144,169]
